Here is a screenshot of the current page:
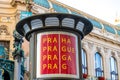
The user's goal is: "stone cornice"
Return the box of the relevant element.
[88,32,120,45]
[0,8,17,15]
[0,0,13,4]
[83,36,120,52]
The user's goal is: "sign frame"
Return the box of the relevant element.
[35,31,80,79]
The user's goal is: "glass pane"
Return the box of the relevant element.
[111,74,115,80]
[81,49,87,74]
[110,57,115,71]
[114,60,117,72]
[82,49,87,66]
[110,57,118,80]
[95,53,102,68]
[95,52,103,77]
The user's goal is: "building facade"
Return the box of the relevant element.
[0,0,120,80]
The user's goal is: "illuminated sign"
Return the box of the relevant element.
[36,31,79,79]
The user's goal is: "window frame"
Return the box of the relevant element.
[81,49,87,74]
[110,56,118,80]
[94,52,104,77]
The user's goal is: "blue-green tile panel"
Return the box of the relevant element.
[33,0,50,9]
[88,19,102,29]
[117,30,120,35]
[20,11,32,20]
[103,24,115,34]
[52,3,68,13]
[0,46,5,56]
[71,11,81,16]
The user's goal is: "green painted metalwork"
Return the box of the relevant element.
[89,19,102,29]
[103,24,116,34]
[71,11,82,16]
[12,30,25,80]
[0,69,3,79]
[0,44,14,80]
[12,30,25,67]
[0,59,14,80]
[52,3,68,13]
[33,0,50,9]
[0,59,14,72]
[21,65,25,77]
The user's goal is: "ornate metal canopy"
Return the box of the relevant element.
[15,13,93,41]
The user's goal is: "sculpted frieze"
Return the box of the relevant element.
[0,25,9,35]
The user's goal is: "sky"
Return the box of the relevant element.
[57,0,120,25]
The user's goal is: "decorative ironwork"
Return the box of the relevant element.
[0,59,14,80]
[0,59,14,72]
[12,30,24,63]
[12,30,25,80]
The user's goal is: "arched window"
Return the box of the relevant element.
[110,57,118,80]
[81,49,87,74]
[94,52,103,77]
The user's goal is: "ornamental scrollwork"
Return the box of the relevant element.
[87,42,94,50]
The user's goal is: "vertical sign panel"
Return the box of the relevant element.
[60,34,77,75]
[36,31,79,79]
[40,34,59,74]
